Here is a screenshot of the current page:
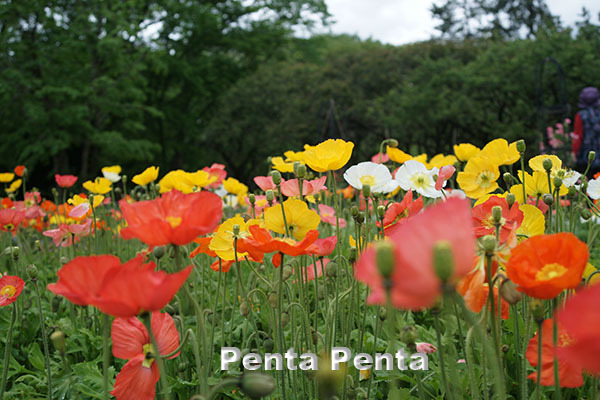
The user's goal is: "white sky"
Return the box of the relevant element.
[319,0,599,45]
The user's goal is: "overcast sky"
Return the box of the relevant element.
[318,0,599,45]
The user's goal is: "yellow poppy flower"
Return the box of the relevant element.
[456,156,500,198]
[474,191,507,206]
[272,156,295,173]
[284,150,306,163]
[509,184,526,204]
[5,179,22,193]
[223,177,248,195]
[303,139,354,172]
[159,170,194,194]
[516,204,545,239]
[479,139,520,165]
[264,198,320,240]
[132,166,159,186]
[68,194,104,208]
[185,170,217,189]
[583,263,600,285]
[518,170,548,198]
[412,154,428,165]
[0,173,15,183]
[428,154,458,169]
[453,143,480,162]
[387,146,413,163]
[528,155,562,173]
[209,216,250,261]
[83,177,112,194]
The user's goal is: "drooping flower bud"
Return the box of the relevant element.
[506,193,516,208]
[240,301,250,317]
[499,279,522,305]
[282,265,293,281]
[432,240,454,283]
[387,138,399,148]
[240,373,276,398]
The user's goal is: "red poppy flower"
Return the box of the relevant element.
[308,236,337,257]
[294,258,329,284]
[0,275,25,306]
[47,255,192,317]
[237,225,320,267]
[526,319,583,387]
[0,208,25,234]
[55,174,78,188]
[119,190,222,246]
[557,284,600,375]
[505,233,588,299]
[14,166,26,177]
[377,191,423,236]
[356,198,476,310]
[471,196,523,244]
[111,312,180,400]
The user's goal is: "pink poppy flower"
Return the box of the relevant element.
[435,165,456,191]
[415,342,437,354]
[202,163,227,189]
[318,204,346,227]
[55,174,78,188]
[371,152,390,164]
[280,177,327,197]
[254,176,278,191]
[43,219,93,247]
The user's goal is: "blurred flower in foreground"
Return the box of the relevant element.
[55,174,78,188]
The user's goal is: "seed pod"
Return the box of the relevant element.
[240,372,276,398]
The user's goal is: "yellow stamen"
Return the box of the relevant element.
[535,263,568,281]
[165,216,182,228]
[142,343,156,368]
[360,175,376,187]
[476,171,495,188]
[0,285,16,298]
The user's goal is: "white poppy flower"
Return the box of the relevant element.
[343,161,398,194]
[561,169,581,188]
[395,160,442,198]
[587,178,600,200]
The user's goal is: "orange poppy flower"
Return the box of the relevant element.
[557,284,600,375]
[13,165,26,177]
[505,233,588,299]
[189,236,234,272]
[377,191,423,236]
[0,275,25,306]
[526,319,583,387]
[236,225,320,267]
[119,190,222,246]
[456,257,509,319]
[0,208,25,234]
[47,255,192,317]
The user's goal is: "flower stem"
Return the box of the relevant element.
[552,300,561,399]
[102,313,111,400]
[0,303,16,400]
[142,313,171,400]
[433,312,454,400]
[33,279,52,400]
[536,319,542,400]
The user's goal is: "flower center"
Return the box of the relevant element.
[558,332,574,347]
[142,343,156,368]
[0,285,16,298]
[360,175,376,187]
[476,171,494,188]
[535,263,568,281]
[3,223,14,231]
[410,173,430,190]
[166,216,182,228]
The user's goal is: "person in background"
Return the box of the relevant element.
[572,87,600,175]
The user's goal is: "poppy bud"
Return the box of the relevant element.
[553,176,562,189]
[326,261,338,278]
[240,301,250,317]
[263,338,275,353]
[516,139,526,153]
[114,187,122,196]
[3,246,19,259]
[350,205,359,218]
[50,330,66,354]
[270,171,282,186]
[567,186,576,199]
[349,247,358,263]
[356,211,365,224]
[178,362,187,373]
[481,235,496,256]
[581,208,592,220]
[240,372,276,398]
[248,193,256,205]
[501,344,510,353]
[281,312,290,328]
[387,139,399,148]
[542,193,554,206]
[542,158,553,172]
[232,224,241,237]
[153,245,166,259]
[376,205,386,219]
[268,292,278,308]
[60,256,70,265]
[506,193,516,208]
[502,172,513,186]
[362,184,371,198]
[375,240,395,280]
[26,264,38,281]
[530,298,545,323]
[589,151,596,162]
[282,265,293,281]
[266,190,274,203]
[492,206,503,224]
[378,307,387,321]
[400,325,418,346]
[294,163,306,179]
[433,240,454,283]
[499,279,522,305]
